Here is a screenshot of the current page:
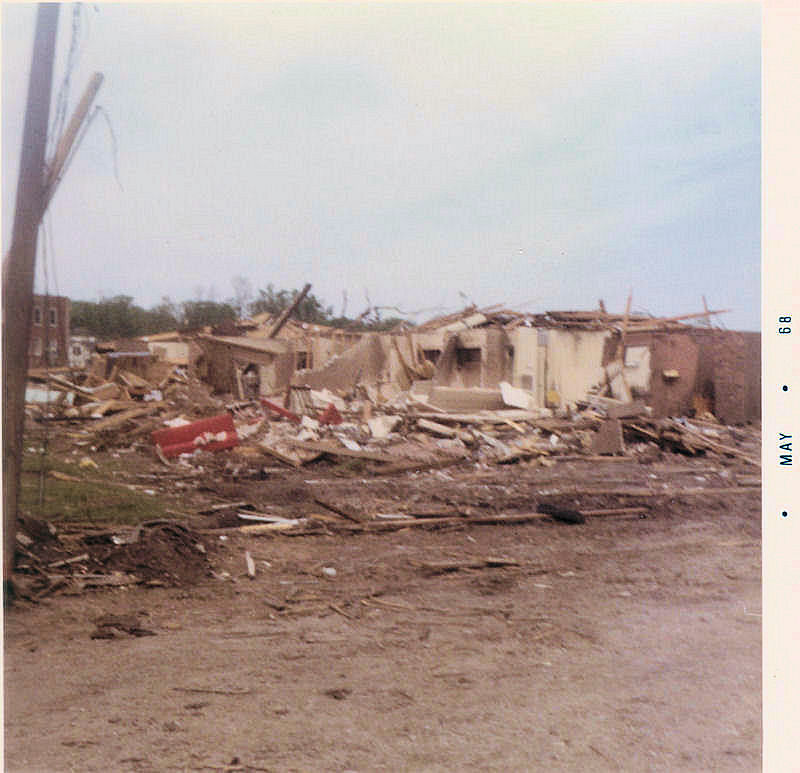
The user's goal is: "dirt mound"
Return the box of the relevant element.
[91,523,212,585]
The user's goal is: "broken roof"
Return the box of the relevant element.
[199,334,289,355]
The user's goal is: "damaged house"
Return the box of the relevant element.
[194,303,759,425]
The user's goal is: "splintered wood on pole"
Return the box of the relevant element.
[2,3,60,589]
[42,72,104,211]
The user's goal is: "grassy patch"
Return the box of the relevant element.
[19,446,171,526]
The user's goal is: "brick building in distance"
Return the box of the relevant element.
[28,294,70,369]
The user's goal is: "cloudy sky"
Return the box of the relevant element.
[3,2,760,329]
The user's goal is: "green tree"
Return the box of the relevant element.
[249,284,333,324]
[181,300,238,330]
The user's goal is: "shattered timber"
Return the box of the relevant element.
[7,302,761,771]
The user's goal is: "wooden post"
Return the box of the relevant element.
[268,282,312,338]
[702,296,713,328]
[2,4,60,589]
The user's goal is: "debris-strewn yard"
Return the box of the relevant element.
[6,329,761,772]
[7,366,761,771]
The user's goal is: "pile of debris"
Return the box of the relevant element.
[141,377,759,484]
[13,515,212,601]
[25,353,226,445]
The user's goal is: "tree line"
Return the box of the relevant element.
[69,284,410,339]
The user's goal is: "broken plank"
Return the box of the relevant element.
[313,497,369,523]
[587,396,648,419]
[378,454,469,475]
[666,420,759,466]
[496,448,544,464]
[413,410,540,425]
[578,507,649,517]
[416,418,460,438]
[47,373,94,396]
[554,455,632,462]
[199,501,250,513]
[48,553,90,568]
[259,444,306,468]
[288,440,398,464]
[547,486,759,497]
[414,557,521,574]
[329,511,578,533]
[88,405,161,432]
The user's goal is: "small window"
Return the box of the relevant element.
[49,307,57,326]
[32,338,42,356]
[624,345,648,368]
[33,307,42,325]
[456,347,481,367]
[72,345,82,356]
[423,349,441,363]
[48,340,58,354]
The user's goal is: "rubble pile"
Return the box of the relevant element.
[13,517,212,600]
[23,343,760,478]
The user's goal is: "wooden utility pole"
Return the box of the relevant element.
[3,4,60,591]
[268,283,312,338]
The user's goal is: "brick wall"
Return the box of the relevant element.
[28,295,70,369]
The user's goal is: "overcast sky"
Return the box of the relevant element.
[2,2,760,329]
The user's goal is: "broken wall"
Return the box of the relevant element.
[544,329,611,407]
[646,333,700,418]
[425,328,512,389]
[147,341,191,366]
[623,329,760,423]
[200,338,281,395]
[692,329,761,424]
[510,328,545,403]
[292,333,389,392]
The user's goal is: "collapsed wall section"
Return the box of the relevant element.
[291,333,389,392]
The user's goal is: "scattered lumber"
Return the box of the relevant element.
[664,419,759,466]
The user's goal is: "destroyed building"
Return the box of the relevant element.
[276,307,760,425]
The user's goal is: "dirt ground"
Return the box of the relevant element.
[4,449,761,772]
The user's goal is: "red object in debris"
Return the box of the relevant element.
[151,413,239,458]
[259,398,301,424]
[318,403,343,425]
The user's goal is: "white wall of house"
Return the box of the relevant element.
[545,329,611,406]
[148,341,190,365]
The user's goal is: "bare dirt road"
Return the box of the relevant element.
[5,455,760,773]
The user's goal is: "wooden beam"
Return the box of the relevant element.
[268,283,312,338]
